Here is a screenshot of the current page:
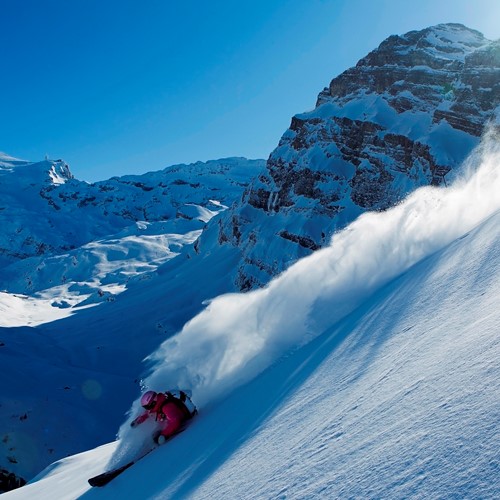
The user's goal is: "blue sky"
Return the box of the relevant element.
[2,0,499,181]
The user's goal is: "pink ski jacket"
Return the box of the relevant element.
[132,391,194,438]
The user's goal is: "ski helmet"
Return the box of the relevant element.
[140,390,157,409]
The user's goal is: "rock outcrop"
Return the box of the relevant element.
[207,24,500,290]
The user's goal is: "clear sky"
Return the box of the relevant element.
[1,0,499,181]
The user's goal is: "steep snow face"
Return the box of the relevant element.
[135,127,500,413]
[7,134,500,500]
[0,157,265,306]
[209,24,500,290]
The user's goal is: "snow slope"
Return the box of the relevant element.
[6,129,500,499]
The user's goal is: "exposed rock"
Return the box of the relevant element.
[0,467,26,493]
[209,24,500,290]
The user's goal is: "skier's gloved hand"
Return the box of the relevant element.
[131,414,148,428]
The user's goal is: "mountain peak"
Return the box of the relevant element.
[0,157,74,186]
[411,22,486,42]
[357,23,488,69]
[212,23,500,291]
[42,159,74,185]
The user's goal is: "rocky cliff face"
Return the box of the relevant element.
[208,24,500,290]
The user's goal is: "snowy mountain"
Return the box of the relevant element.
[1,23,500,497]
[208,23,500,290]
[4,125,500,499]
[0,157,264,307]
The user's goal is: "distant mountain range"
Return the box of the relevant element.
[2,25,499,299]
[0,156,264,300]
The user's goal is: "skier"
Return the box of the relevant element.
[89,390,197,487]
[130,389,197,444]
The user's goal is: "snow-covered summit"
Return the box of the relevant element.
[0,157,73,184]
[359,23,488,66]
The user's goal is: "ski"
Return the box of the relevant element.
[88,445,156,488]
[88,428,187,487]
[88,460,137,487]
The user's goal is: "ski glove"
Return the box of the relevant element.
[131,413,148,428]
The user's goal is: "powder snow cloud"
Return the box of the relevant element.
[115,127,500,455]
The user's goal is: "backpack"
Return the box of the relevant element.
[163,390,198,420]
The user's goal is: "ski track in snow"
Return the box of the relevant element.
[144,128,500,404]
[110,128,500,466]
